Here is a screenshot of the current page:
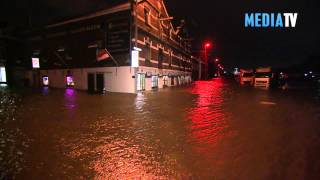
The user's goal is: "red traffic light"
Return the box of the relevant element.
[204,42,212,48]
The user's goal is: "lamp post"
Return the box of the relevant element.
[202,42,212,80]
[204,42,211,64]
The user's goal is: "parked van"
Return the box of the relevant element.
[239,69,254,85]
[254,67,272,88]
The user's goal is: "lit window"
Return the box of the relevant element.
[0,67,6,83]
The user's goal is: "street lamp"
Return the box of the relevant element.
[203,42,212,63]
[202,41,213,80]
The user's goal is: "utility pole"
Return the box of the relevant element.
[199,59,202,80]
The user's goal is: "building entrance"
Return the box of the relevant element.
[137,73,145,91]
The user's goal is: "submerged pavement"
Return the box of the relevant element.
[1,78,320,179]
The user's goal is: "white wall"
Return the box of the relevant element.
[39,66,135,93]
[23,66,192,94]
[137,66,192,90]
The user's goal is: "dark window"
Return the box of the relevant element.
[158,48,163,69]
[255,72,271,78]
[145,42,151,66]
[144,8,151,25]
[243,72,253,77]
[169,51,172,68]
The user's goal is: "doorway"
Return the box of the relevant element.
[96,73,105,93]
[151,75,158,89]
[87,73,95,93]
[137,73,145,91]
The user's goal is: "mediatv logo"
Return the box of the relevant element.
[245,13,298,28]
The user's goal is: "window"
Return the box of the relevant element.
[169,51,172,68]
[151,75,158,88]
[145,42,151,66]
[158,48,163,69]
[163,76,168,87]
[144,8,151,25]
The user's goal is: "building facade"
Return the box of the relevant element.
[24,0,201,93]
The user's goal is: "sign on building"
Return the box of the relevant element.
[131,50,139,67]
[32,58,40,68]
[0,66,6,83]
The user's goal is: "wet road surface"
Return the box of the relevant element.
[1,78,320,179]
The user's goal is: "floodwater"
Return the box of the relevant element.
[1,78,320,179]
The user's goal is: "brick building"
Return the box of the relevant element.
[22,0,203,93]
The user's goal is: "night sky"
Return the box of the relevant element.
[1,0,320,70]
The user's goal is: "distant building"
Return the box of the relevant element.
[0,27,26,86]
[20,0,203,93]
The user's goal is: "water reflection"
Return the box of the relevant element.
[134,93,146,113]
[41,87,49,96]
[186,78,229,152]
[64,88,77,110]
[89,139,161,179]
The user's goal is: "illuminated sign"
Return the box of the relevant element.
[0,67,6,83]
[42,76,49,86]
[66,76,75,87]
[131,50,139,68]
[32,58,40,68]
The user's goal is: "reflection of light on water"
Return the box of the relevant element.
[90,141,160,179]
[135,93,146,113]
[186,78,229,152]
[62,119,175,179]
[42,87,49,96]
[0,83,8,87]
[64,88,77,110]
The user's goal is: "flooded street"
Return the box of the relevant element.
[1,78,320,179]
